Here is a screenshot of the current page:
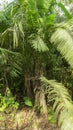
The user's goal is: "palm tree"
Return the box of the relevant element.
[0,0,73,129]
[0,0,50,112]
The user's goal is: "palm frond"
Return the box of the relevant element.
[8,54,22,78]
[31,36,49,52]
[0,21,24,48]
[0,27,13,47]
[40,76,73,130]
[13,23,19,48]
[51,21,73,67]
[0,47,22,78]
[58,2,72,19]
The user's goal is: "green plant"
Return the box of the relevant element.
[41,76,73,130]
[48,106,56,124]
[0,1,73,130]
[0,93,19,112]
[24,97,33,107]
[51,20,73,68]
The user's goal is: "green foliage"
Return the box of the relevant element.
[48,107,56,124]
[51,20,73,68]
[40,76,73,130]
[24,97,33,107]
[58,2,72,19]
[0,48,22,78]
[31,36,49,52]
[0,1,73,130]
[0,89,19,112]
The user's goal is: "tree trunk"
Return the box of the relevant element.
[34,63,48,119]
[34,84,48,118]
[24,73,34,102]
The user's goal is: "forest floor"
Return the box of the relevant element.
[0,107,60,130]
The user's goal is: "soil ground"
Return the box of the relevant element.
[0,107,60,130]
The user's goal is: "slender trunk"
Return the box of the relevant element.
[35,84,48,117]
[25,74,31,98]
[34,63,48,118]
[24,73,34,102]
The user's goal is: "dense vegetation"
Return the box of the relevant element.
[0,0,73,130]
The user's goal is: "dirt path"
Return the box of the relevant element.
[0,108,60,130]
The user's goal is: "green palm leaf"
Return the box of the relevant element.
[31,36,49,52]
[51,21,73,67]
[58,2,72,19]
[0,47,22,78]
[40,76,73,130]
